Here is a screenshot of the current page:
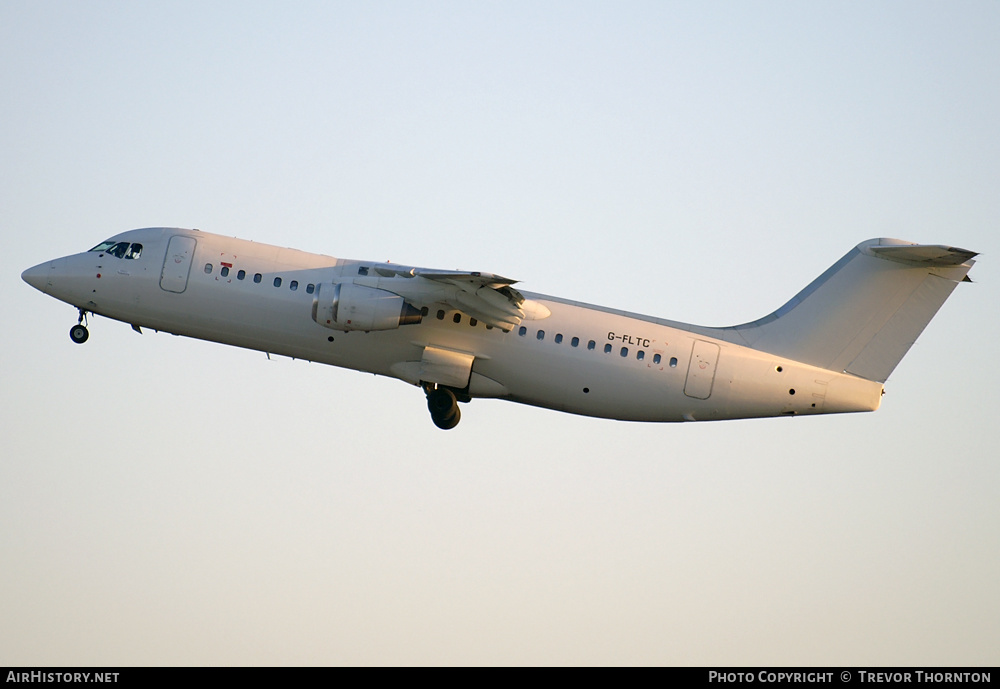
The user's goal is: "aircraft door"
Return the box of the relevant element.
[160,235,197,293]
[684,340,720,400]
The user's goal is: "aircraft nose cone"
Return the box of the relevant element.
[22,262,52,292]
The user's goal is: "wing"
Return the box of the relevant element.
[413,270,526,330]
[352,267,527,331]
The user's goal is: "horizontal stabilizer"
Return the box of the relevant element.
[868,243,978,267]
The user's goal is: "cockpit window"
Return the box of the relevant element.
[89,240,142,259]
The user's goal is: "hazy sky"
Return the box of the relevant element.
[2,1,998,666]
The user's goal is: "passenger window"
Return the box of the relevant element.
[358,266,369,276]
[670,357,678,368]
[555,334,563,344]
[204,263,213,274]
[273,277,282,288]
[221,266,230,277]
[307,284,315,294]
[653,354,661,365]
[571,337,579,347]
[453,313,461,324]
[125,243,142,259]
[437,310,445,320]
[537,330,545,340]
[290,280,298,291]
[588,340,596,350]
[253,273,262,284]
[604,344,612,354]
[469,318,477,327]
[620,347,628,357]
[637,351,645,361]
[237,270,246,280]
[519,326,527,336]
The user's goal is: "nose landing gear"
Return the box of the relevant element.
[69,309,89,344]
[424,384,461,430]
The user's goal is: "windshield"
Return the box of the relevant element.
[89,240,142,259]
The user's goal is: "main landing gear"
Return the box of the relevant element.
[424,383,462,430]
[69,309,89,344]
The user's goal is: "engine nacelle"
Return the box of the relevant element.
[312,282,422,332]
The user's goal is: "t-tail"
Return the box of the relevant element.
[698,239,977,382]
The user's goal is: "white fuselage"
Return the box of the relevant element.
[23,227,884,423]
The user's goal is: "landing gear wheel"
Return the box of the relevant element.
[427,387,461,430]
[432,405,461,430]
[69,324,89,344]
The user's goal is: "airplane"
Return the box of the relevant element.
[21,227,976,429]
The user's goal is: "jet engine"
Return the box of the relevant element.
[312,282,422,332]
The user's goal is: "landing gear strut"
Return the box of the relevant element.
[424,384,461,430]
[70,309,89,344]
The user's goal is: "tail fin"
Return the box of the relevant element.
[703,239,977,382]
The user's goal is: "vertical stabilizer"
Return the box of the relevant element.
[703,239,976,382]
